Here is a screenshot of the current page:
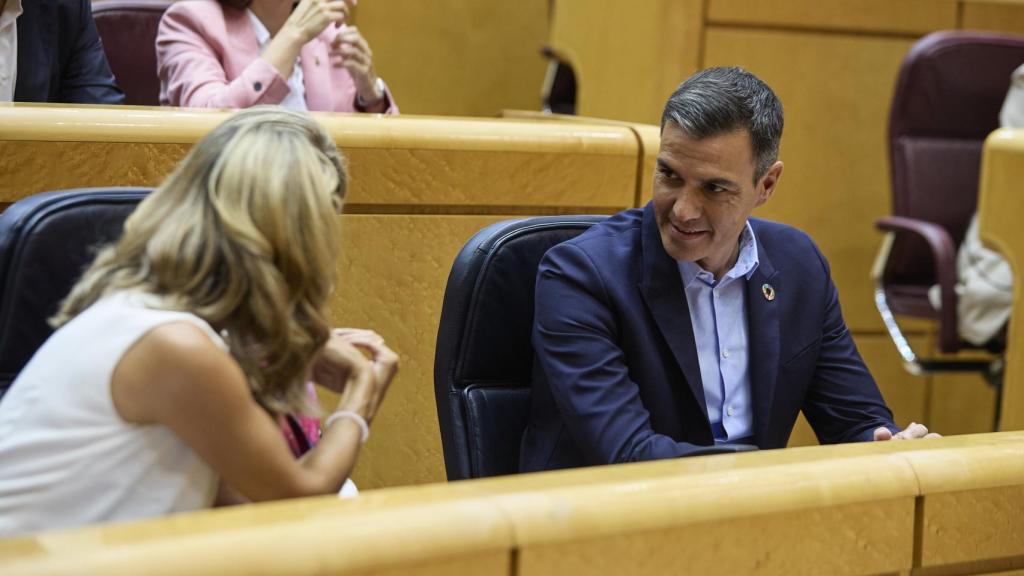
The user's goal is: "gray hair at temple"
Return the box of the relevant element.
[660,67,784,182]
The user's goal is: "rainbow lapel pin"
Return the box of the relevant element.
[762,283,776,302]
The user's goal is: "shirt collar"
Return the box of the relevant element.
[247,9,271,48]
[678,221,760,287]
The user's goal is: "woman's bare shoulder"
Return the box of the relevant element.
[113,321,249,423]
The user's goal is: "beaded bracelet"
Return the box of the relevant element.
[324,410,369,444]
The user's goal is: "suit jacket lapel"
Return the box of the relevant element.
[746,230,780,445]
[637,204,710,424]
[14,0,52,102]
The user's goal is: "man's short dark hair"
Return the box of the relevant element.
[661,67,784,182]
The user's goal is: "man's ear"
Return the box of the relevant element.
[756,161,784,207]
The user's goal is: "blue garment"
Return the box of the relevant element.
[678,222,758,442]
[14,0,124,104]
[520,202,896,472]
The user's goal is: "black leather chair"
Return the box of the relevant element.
[0,188,150,396]
[434,216,605,480]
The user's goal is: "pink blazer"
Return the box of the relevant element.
[156,0,397,113]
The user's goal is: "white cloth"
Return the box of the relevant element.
[0,291,226,537]
[247,9,307,111]
[0,0,23,102]
[953,215,1012,346]
[338,478,359,498]
[1000,63,1024,129]
[938,65,1024,345]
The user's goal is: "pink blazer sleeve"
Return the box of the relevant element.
[156,2,289,108]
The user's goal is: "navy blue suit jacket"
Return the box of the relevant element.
[14,0,124,104]
[520,204,896,472]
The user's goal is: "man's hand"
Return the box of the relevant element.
[873,422,942,441]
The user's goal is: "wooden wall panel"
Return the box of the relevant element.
[928,372,999,436]
[707,0,958,34]
[349,0,549,117]
[508,455,918,576]
[518,500,912,576]
[978,129,1024,430]
[325,214,507,487]
[962,0,1024,36]
[0,498,514,576]
[549,0,705,125]
[0,109,639,211]
[0,141,186,204]
[703,27,915,333]
[906,440,1024,571]
[920,486,1024,567]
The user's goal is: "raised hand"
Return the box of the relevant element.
[312,328,398,423]
[282,0,354,45]
[330,26,385,107]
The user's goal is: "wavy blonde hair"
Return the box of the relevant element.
[53,107,347,416]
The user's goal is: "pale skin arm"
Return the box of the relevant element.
[112,322,397,501]
[873,422,942,441]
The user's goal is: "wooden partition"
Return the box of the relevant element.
[348,0,549,117]
[2,432,1022,575]
[547,0,1021,439]
[978,129,1024,431]
[0,104,642,488]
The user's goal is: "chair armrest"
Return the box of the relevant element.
[875,215,959,352]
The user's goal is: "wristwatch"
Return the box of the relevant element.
[356,77,387,109]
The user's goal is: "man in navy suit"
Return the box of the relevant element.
[1,0,123,104]
[520,67,937,473]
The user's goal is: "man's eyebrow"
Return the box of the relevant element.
[702,176,740,190]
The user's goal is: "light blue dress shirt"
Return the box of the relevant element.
[677,222,759,443]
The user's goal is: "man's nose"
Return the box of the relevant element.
[673,187,702,222]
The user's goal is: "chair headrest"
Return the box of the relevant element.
[891,31,1024,140]
[435,216,607,391]
[0,188,151,394]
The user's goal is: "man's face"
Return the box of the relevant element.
[652,123,782,278]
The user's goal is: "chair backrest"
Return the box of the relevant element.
[92,0,172,106]
[0,188,150,396]
[434,215,605,481]
[887,31,1024,286]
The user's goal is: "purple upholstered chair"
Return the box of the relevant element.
[875,30,1024,375]
[93,0,172,106]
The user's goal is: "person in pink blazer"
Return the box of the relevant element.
[157,0,397,113]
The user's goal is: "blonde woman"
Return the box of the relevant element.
[0,107,397,537]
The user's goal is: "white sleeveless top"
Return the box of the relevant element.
[0,291,227,537]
